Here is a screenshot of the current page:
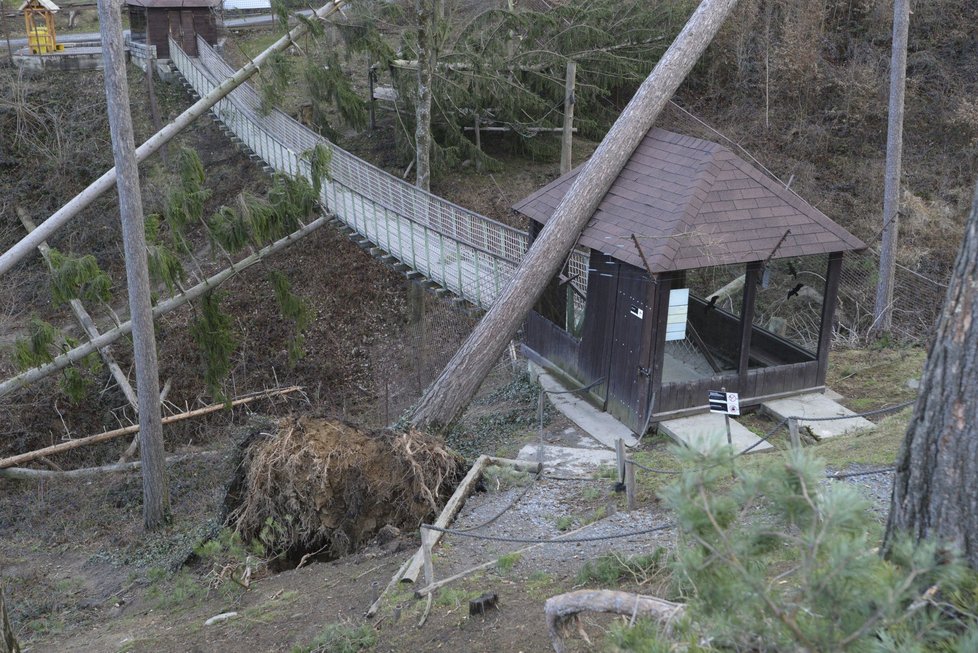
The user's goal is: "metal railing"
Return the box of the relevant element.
[170,36,591,310]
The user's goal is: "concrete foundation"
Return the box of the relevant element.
[761,393,875,440]
[659,412,774,454]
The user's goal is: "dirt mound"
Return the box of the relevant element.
[225,416,464,559]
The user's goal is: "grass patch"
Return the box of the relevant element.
[482,465,533,492]
[496,552,521,573]
[145,568,208,611]
[555,515,574,531]
[576,550,666,586]
[434,587,481,609]
[291,622,376,653]
[526,571,556,600]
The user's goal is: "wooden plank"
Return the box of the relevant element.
[401,454,490,584]
[817,252,843,385]
[738,262,761,387]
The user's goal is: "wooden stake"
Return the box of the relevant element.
[625,460,636,511]
[0,387,301,469]
[0,451,223,480]
[560,61,576,175]
[788,417,800,450]
[616,438,626,484]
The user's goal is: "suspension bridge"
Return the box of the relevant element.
[162,35,590,312]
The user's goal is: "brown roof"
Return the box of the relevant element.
[513,128,865,273]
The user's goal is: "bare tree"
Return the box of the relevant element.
[414,0,439,191]
[872,0,911,337]
[884,180,978,569]
[410,0,741,431]
[96,0,167,529]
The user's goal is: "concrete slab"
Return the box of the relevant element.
[529,363,639,449]
[761,393,875,440]
[517,443,616,477]
[659,412,773,454]
[823,387,844,402]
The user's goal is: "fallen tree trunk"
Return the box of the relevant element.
[0,450,222,480]
[0,216,326,399]
[0,0,347,279]
[544,590,685,653]
[409,0,741,431]
[0,386,301,469]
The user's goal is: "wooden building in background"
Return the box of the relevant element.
[514,127,865,434]
[126,0,220,58]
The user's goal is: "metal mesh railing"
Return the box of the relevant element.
[170,37,598,310]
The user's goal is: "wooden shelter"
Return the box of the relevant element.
[126,0,219,58]
[514,127,865,434]
[19,0,63,54]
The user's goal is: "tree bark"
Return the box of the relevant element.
[884,181,978,568]
[414,0,438,191]
[409,0,741,431]
[872,0,910,336]
[0,583,19,653]
[544,590,685,653]
[97,0,168,529]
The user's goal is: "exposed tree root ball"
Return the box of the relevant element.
[225,416,464,560]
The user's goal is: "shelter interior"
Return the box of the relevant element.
[515,127,865,434]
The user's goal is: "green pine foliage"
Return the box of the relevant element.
[269,269,311,364]
[145,213,187,295]
[47,248,112,306]
[614,447,978,652]
[13,317,60,369]
[190,290,237,401]
[338,0,695,171]
[259,51,295,116]
[165,148,212,252]
[305,144,332,196]
[12,317,102,403]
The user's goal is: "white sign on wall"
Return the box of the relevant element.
[665,288,689,341]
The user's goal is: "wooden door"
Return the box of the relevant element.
[604,263,654,432]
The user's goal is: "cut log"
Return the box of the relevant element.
[544,590,685,653]
[0,451,223,480]
[409,0,742,431]
[0,387,301,469]
[0,217,327,399]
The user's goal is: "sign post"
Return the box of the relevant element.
[709,387,740,448]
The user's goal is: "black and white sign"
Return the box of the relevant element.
[708,390,740,416]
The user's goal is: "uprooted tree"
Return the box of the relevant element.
[409,0,742,432]
[884,180,978,569]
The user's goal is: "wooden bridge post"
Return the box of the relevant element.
[560,61,576,175]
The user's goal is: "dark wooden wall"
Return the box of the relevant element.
[136,7,217,58]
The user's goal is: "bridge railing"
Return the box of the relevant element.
[169,36,590,311]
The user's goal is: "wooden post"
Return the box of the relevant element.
[737,262,761,390]
[873,0,910,336]
[1,0,13,65]
[560,61,576,175]
[615,438,625,485]
[368,63,376,131]
[816,252,843,386]
[145,50,167,165]
[788,417,800,450]
[410,0,742,432]
[473,113,482,171]
[97,0,168,530]
[625,459,636,511]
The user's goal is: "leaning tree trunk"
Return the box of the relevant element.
[409,0,741,431]
[0,583,19,653]
[884,181,978,568]
[97,0,168,530]
[872,0,911,336]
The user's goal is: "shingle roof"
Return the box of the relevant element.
[512,128,865,273]
[18,0,60,12]
[125,0,219,7]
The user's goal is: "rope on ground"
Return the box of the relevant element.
[825,467,896,479]
[421,522,673,545]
